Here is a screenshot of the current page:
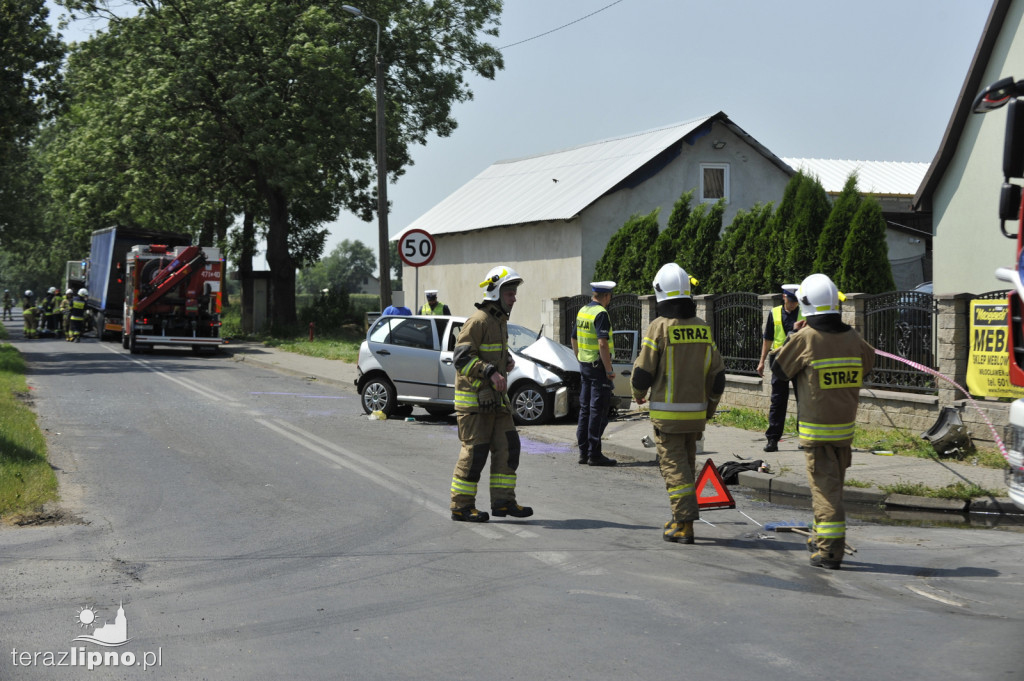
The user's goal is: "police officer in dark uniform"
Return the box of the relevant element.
[571,281,618,467]
[757,285,803,452]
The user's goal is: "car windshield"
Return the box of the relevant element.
[507,323,540,353]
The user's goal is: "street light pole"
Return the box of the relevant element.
[342,5,392,309]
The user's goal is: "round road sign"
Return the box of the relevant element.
[398,229,436,267]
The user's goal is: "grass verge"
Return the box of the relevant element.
[220,302,364,363]
[713,406,1008,471]
[0,340,58,517]
[880,480,1003,500]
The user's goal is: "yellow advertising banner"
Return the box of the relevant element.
[967,300,1024,398]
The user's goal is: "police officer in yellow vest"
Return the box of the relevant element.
[420,290,450,315]
[772,273,875,569]
[757,284,804,452]
[449,266,532,523]
[632,264,725,544]
[570,281,619,466]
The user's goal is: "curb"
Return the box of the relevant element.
[884,493,967,512]
[735,471,1023,517]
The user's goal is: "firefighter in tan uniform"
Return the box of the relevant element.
[773,273,875,569]
[448,266,533,523]
[631,264,725,544]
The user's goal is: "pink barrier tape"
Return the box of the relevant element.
[874,349,1010,462]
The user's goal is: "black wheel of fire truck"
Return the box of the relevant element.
[94,311,106,341]
[121,331,129,349]
[129,330,140,354]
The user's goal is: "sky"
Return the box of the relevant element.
[46,0,995,266]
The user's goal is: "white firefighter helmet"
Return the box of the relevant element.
[796,273,843,317]
[478,266,523,302]
[47,286,57,294]
[652,263,697,302]
[65,288,73,295]
[24,290,33,298]
[77,288,88,297]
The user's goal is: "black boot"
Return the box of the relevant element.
[491,501,533,518]
[451,506,489,523]
[588,454,617,467]
[763,439,778,452]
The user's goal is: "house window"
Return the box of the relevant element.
[701,163,729,203]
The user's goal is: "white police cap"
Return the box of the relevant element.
[590,281,616,293]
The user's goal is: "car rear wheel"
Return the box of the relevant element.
[361,376,397,417]
[510,381,552,426]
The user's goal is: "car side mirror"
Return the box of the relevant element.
[1000,182,1022,222]
[1005,99,1024,178]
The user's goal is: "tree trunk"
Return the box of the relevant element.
[240,210,255,334]
[259,179,296,327]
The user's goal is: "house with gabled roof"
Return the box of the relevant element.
[398,112,933,329]
[397,112,794,328]
[914,0,1024,295]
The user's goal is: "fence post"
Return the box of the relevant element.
[639,294,656,331]
[936,293,972,406]
[695,294,713,327]
[843,292,867,333]
[551,297,567,345]
[758,294,777,399]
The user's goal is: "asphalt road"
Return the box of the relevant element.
[1,334,1021,680]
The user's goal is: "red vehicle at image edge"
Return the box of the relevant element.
[974,75,1024,510]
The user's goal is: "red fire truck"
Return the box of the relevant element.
[973,75,1024,510]
[121,244,227,354]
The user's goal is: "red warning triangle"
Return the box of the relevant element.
[695,458,736,510]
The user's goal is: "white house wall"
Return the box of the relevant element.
[403,220,583,328]
[933,1,1024,296]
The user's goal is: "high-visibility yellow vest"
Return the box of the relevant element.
[420,301,445,315]
[771,305,804,350]
[576,304,612,363]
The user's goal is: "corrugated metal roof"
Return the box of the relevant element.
[402,115,717,238]
[782,158,929,197]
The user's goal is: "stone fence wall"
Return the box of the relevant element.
[545,292,1008,444]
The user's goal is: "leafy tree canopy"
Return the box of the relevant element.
[594,209,660,294]
[643,188,693,287]
[814,172,861,279]
[837,197,895,294]
[45,0,503,324]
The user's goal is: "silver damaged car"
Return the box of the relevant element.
[355,315,582,425]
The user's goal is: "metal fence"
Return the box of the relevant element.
[561,294,642,361]
[709,293,762,376]
[862,290,937,393]
[560,289,1016,396]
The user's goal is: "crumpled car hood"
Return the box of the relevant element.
[518,336,578,372]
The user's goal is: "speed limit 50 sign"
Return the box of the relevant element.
[398,229,436,267]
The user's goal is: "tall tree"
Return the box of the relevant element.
[643,188,693,287]
[675,200,723,293]
[814,173,861,279]
[782,172,831,283]
[0,0,64,244]
[837,197,895,294]
[594,209,659,294]
[717,202,774,293]
[46,0,502,325]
